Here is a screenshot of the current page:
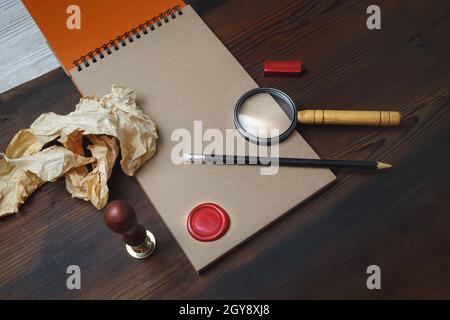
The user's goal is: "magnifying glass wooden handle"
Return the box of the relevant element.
[297,110,401,126]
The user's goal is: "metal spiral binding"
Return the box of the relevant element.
[73,5,183,71]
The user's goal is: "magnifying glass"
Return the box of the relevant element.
[234,88,401,144]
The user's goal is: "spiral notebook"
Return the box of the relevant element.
[23,0,335,271]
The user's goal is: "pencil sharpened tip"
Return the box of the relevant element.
[377,162,392,170]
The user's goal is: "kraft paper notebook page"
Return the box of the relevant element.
[24,1,336,271]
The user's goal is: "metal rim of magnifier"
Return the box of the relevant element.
[234,87,298,145]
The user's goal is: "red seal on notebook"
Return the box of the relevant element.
[187,203,230,242]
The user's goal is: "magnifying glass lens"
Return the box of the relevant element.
[237,91,296,139]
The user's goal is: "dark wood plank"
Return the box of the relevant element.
[0,0,449,299]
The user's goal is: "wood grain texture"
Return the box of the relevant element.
[0,0,60,94]
[0,0,449,299]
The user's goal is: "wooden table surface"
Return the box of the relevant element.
[0,0,59,94]
[1,0,449,299]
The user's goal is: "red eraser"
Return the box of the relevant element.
[264,60,303,77]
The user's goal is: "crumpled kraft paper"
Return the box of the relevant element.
[64,134,119,209]
[0,146,93,215]
[0,86,158,217]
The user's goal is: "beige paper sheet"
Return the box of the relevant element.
[71,5,335,271]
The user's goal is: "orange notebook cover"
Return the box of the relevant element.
[23,0,185,72]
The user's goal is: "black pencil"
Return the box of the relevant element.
[184,154,392,170]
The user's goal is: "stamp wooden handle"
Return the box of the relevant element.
[103,200,147,246]
[297,110,401,126]
[103,199,157,259]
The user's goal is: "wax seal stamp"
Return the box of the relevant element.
[104,199,156,259]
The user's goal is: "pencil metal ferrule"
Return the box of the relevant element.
[184,153,206,164]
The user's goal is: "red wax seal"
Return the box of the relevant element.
[187,203,230,242]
